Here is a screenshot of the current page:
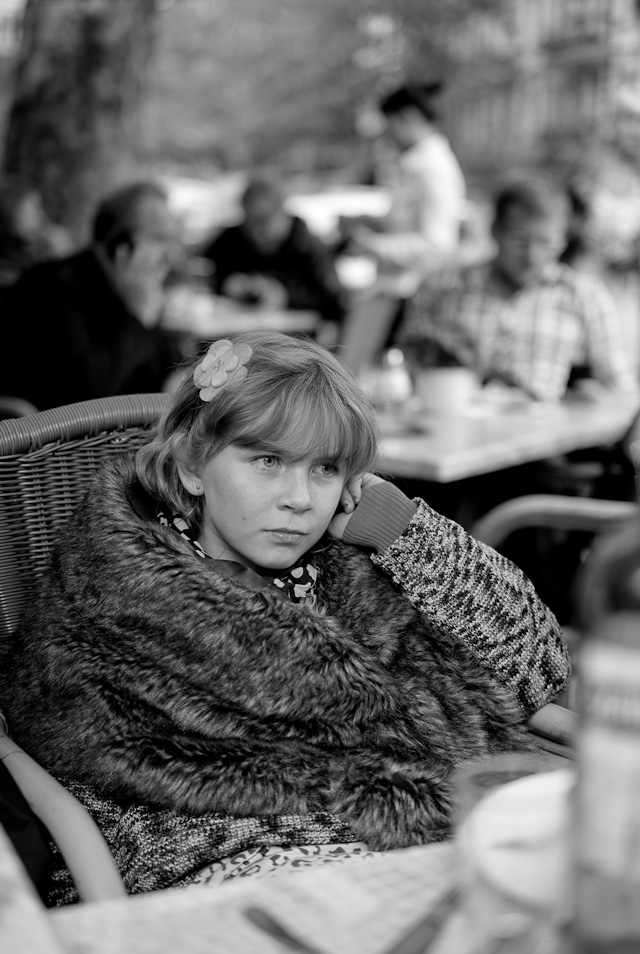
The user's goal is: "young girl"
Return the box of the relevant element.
[1,332,570,901]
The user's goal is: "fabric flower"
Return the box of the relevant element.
[193,340,253,401]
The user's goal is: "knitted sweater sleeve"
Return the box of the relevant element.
[343,483,571,715]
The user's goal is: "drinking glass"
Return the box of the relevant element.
[453,752,575,953]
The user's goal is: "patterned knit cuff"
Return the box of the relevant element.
[343,482,418,553]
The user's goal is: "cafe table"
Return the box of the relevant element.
[377,391,640,484]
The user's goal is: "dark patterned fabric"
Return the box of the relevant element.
[46,778,354,906]
[371,502,569,714]
[156,506,318,604]
[190,842,375,887]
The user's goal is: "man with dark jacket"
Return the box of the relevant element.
[202,175,347,327]
[0,180,183,411]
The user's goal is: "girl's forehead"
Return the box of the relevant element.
[228,396,362,463]
[241,414,345,450]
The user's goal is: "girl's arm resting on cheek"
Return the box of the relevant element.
[344,483,571,716]
[342,479,418,551]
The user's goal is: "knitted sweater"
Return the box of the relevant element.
[0,458,569,899]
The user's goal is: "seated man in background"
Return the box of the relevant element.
[201,174,347,329]
[0,180,184,411]
[396,175,638,402]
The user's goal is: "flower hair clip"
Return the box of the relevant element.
[193,339,253,402]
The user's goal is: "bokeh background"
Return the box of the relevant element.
[1,0,639,247]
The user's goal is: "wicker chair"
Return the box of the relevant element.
[0,393,168,902]
[0,395,40,420]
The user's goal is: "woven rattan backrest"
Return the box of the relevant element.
[0,393,168,643]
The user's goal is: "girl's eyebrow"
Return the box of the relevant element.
[238,442,344,467]
[238,442,291,460]
[236,440,279,452]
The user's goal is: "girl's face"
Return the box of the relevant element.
[178,442,348,572]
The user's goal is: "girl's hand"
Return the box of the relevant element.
[328,472,385,540]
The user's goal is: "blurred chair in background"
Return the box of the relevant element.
[0,395,39,420]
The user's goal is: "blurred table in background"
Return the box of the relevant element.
[162,286,320,342]
[285,186,391,244]
[378,392,640,484]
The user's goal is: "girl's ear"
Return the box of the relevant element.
[177,465,204,496]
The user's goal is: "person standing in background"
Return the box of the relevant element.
[337,82,467,379]
[343,81,467,295]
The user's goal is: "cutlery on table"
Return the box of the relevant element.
[243,883,460,954]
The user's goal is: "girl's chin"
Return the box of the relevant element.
[251,549,310,574]
[258,558,305,573]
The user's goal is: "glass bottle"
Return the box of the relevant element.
[363,347,413,410]
[571,518,640,953]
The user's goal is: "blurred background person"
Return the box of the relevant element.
[337,80,467,381]
[396,174,639,623]
[396,175,638,403]
[341,80,467,295]
[0,180,185,411]
[200,174,347,338]
[562,78,640,377]
[0,175,72,287]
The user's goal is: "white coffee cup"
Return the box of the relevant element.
[415,367,478,414]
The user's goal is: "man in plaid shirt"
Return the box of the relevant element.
[397,176,639,402]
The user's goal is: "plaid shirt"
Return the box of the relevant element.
[398,261,638,401]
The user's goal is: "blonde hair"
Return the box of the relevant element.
[135,332,379,523]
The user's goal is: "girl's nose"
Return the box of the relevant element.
[279,469,312,510]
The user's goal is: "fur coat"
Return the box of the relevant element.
[1,457,570,896]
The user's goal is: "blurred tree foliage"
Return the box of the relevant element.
[140,0,504,179]
[1,0,159,237]
[0,0,504,233]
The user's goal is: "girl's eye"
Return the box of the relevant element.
[318,462,339,477]
[258,455,279,469]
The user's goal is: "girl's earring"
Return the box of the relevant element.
[195,483,202,493]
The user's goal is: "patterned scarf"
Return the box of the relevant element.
[155,508,318,605]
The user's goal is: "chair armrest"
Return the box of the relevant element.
[0,726,126,902]
[472,495,637,550]
[0,395,39,420]
[527,702,578,762]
